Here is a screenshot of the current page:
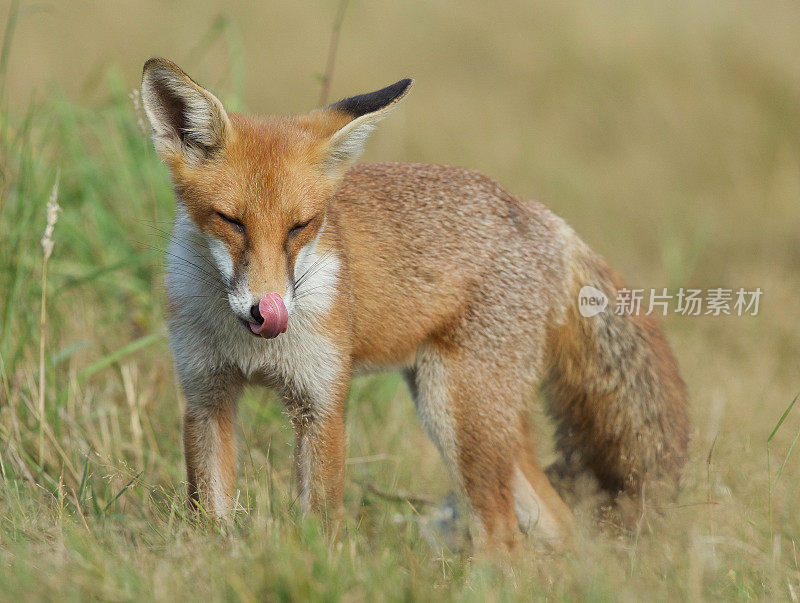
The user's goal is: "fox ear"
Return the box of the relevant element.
[322,78,413,174]
[140,58,230,163]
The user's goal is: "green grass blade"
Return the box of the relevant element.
[767,393,798,442]
[771,424,800,491]
[103,472,142,514]
[60,251,159,291]
[50,341,91,367]
[77,332,162,383]
[76,451,90,502]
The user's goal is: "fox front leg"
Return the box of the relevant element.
[180,372,243,520]
[284,367,350,527]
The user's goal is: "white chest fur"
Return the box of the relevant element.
[165,208,343,411]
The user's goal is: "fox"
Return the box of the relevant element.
[140,57,688,551]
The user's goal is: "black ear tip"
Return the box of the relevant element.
[395,78,414,97]
[330,77,415,118]
[389,78,414,97]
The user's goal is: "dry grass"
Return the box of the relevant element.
[1,0,799,599]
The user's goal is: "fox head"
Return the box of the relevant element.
[140,58,412,338]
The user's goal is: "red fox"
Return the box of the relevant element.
[140,58,688,550]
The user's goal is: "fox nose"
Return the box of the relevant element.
[248,293,288,339]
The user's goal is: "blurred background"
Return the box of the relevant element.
[8,1,800,284]
[1,0,799,599]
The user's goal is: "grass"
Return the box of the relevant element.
[1,0,800,600]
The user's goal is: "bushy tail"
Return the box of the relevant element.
[542,237,689,496]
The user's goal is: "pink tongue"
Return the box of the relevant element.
[250,293,288,338]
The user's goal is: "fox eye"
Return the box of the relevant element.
[288,219,312,239]
[216,211,245,234]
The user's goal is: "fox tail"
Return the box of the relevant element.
[543,233,689,496]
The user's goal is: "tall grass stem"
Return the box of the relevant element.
[318,0,349,106]
[38,169,60,465]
